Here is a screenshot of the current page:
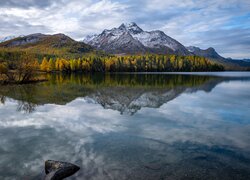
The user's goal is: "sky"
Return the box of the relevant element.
[0,0,249,59]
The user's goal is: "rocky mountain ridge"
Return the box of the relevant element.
[83,22,190,55]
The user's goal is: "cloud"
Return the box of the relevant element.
[0,0,58,9]
[0,13,50,36]
[0,0,129,38]
[194,28,250,58]
[145,0,250,59]
[0,0,249,58]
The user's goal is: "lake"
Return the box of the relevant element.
[0,72,250,180]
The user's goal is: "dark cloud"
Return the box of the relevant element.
[0,0,57,9]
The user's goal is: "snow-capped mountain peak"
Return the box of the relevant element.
[118,22,143,34]
[83,22,190,55]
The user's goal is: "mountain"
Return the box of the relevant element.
[0,33,93,56]
[84,22,190,55]
[1,27,249,70]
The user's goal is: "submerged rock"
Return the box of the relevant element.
[44,160,80,180]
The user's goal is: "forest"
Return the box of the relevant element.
[39,54,224,72]
[0,50,224,83]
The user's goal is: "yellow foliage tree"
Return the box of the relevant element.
[40,58,49,72]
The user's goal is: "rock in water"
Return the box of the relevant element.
[44,160,80,180]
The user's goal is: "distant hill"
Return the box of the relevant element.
[186,46,224,60]
[0,33,93,58]
[186,46,250,70]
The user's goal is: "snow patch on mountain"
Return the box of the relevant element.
[186,46,199,52]
[132,30,180,50]
[84,34,98,43]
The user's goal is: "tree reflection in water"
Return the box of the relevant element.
[17,101,36,113]
[0,73,249,114]
[0,95,6,104]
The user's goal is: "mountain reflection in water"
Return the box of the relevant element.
[0,73,247,114]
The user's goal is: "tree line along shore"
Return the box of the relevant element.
[0,52,224,84]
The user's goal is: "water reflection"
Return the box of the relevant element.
[0,73,250,179]
[0,73,249,115]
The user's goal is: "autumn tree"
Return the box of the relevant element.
[15,54,40,82]
[48,58,55,71]
[38,54,224,73]
[40,58,49,72]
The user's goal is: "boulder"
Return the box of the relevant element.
[44,160,80,180]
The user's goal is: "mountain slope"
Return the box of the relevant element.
[0,33,93,56]
[84,22,190,55]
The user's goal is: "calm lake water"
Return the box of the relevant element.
[0,72,250,180]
